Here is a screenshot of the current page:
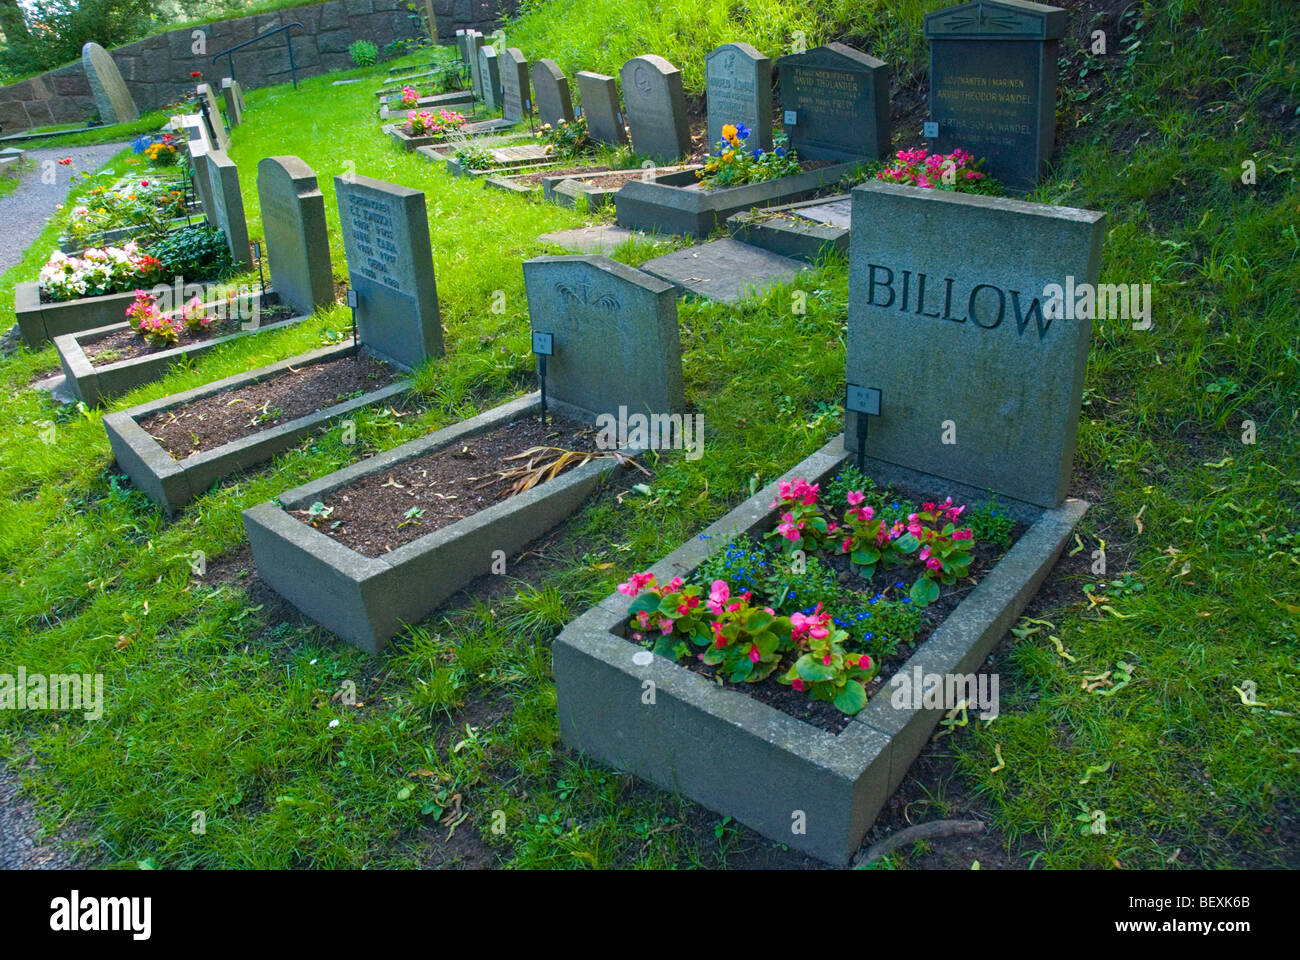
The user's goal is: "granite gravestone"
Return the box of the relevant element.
[924,0,1066,192]
[619,56,691,163]
[777,43,889,162]
[180,114,216,221]
[522,255,684,422]
[334,174,444,370]
[455,29,467,62]
[501,48,531,122]
[467,32,485,99]
[705,42,772,152]
[575,72,627,146]
[257,156,333,317]
[532,59,575,127]
[221,77,245,126]
[479,45,502,113]
[846,181,1105,508]
[81,42,139,124]
[204,151,250,269]
[196,83,230,152]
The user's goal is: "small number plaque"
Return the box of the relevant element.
[784,109,797,125]
[347,290,359,308]
[531,332,553,356]
[846,384,881,416]
[922,121,939,138]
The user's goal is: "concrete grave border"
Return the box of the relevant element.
[615,161,860,238]
[53,303,306,406]
[104,343,410,514]
[554,434,1087,865]
[243,392,644,653]
[727,196,852,262]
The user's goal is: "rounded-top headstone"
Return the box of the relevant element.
[257,156,334,318]
[619,55,691,163]
[81,42,139,125]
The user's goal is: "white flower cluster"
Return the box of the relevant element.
[39,242,157,302]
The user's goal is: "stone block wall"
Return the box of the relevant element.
[0,0,513,134]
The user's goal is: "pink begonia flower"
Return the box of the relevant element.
[947,505,966,521]
[908,520,924,538]
[713,622,727,649]
[777,511,804,541]
[891,522,905,539]
[637,611,650,628]
[923,501,937,513]
[707,580,729,615]
[953,529,973,541]
[926,557,943,571]
[847,490,865,506]
[827,521,837,534]
[749,645,760,663]
[842,536,853,553]
[823,654,833,666]
[727,601,743,613]
[919,545,931,563]
[618,571,656,596]
[792,678,805,692]
[660,619,674,635]
[665,576,684,592]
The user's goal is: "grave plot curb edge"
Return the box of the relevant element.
[553,434,1088,864]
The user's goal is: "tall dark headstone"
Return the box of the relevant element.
[776,43,889,162]
[705,42,772,152]
[334,175,444,370]
[532,59,575,127]
[501,48,531,122]
[924,0,1066,191]
[257,156,333,317]
[619,55,690,163]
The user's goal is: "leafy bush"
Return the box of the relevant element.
[538,115,591,160]
[965,495,1017,548]
[145,224,232,282]
[349,40,379,67]
[0,0,156,81]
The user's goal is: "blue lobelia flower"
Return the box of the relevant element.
[773,145,786,157]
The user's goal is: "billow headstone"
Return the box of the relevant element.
[501,48,531,123]
[204,151,250,269]
[196,83,230,152]
[479,45,502,113]
[924,0,1066,192]
[532,59,575,128]
[619,55,690,163]
[257,156,333,317]
[334,174,444,370]
[705,42,772,153]
[81,42,138,124]
[777,43,889,162]
[467,31,485,99]
[576,72,627,146]
[846,182,1105,508]
[221,77,245,127]
[522,255,684,421]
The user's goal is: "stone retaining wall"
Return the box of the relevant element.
[0,0,512,134]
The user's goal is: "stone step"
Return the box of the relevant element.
[537,225,647,256]
[639,238,808,302]
[726,195,851,263]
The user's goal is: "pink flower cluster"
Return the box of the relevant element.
[877,147,986,190]
[399,85,420,107]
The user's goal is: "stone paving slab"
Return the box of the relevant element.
[640,238,808,302]
[536,225,647,255]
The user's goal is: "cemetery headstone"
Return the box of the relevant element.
[455,29,467,62]
[776,43,889,162]
[705,42,772,152]
[180,114,216,221]
[333,174,444,370]
[196,83,230,152]
[221,77,245,126]
[81,42,139,125]
[924,0,1066,191]
[257,156,334,317]
[501,48,531,123]
[532,59,575,128]
[479,45,502,113]
[467,32,485,99]
[522,255,684,421]
[575,72,627,146]
[846,181,1105,508]
[204,151,250,269]
[619,55,690,163]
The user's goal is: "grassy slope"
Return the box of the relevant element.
[0,1,1296,869]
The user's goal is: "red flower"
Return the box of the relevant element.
[191,71,202,78]
[58,157,72,165]
[140,180,150,187]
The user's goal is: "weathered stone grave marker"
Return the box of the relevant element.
[501,48,531,122]
[847,181,1105,508]
[204,150,250,269]
[575,71,627,146]
[180,114,216,221]
[776,43,889,162]
[257,156,334,317]
[334,174,444,370]
[924,0,1066,191]
[81,42,138,124]
[221,77,245,126]
[479,45,502,113]
[532,59,575,128]
[705,42,772,152]
[196,82,230,152]
[619,55,691,163]
[522,255,684,421]
[467,31,485,99]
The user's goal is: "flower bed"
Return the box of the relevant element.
[242,394,645,653]
[385,108,467,152]
[53,296,304,406]
[553,436,1087,863]
[104,344,409,514]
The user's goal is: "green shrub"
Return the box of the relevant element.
[145,224,233,283]
[349,40,379,67]
[965,495,1016,548]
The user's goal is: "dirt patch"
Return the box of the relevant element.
[85,302,296,364]
[305,415,604,557]
[138,354,399,459]
[506,165,612,186]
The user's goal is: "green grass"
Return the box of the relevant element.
[3,111,175,150]
[1,0,1297,869]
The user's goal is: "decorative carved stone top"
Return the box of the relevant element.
[924,0,1066,40]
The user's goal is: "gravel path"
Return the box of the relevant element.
[0,141,131,276]
[0,764,88,868]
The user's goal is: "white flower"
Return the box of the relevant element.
[328,718,340,729]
